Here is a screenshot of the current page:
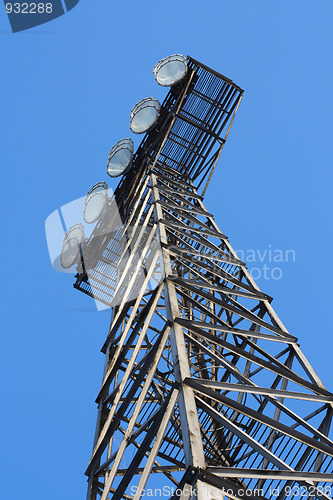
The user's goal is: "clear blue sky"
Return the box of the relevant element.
[1,2,332,499]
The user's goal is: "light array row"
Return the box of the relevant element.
[60,54,188,269]
[107,54,188,178]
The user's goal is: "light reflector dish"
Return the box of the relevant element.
[130,97,161,134]
[153,54,188,87]
[107,138,134,178]
[60,223,85,269]
[84,181,109,223]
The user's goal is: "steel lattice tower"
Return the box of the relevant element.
[72,57,333,500]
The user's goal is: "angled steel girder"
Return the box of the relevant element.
[72,58,333,500]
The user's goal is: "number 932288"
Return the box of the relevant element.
[6,2,53,14]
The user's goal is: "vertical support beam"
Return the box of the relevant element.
[193,191,333,406]
[133,386,180,500]
[151,173,206,470]
[100,325,172,500]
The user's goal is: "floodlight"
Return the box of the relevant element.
[107,138,134,178]
[84,181,109,223]
[153,54,187,87]
[60,223,85,269]
[130,97,161,134]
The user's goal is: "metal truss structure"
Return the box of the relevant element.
[73,58,333,500]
